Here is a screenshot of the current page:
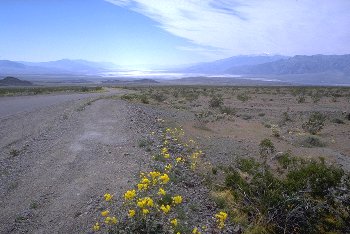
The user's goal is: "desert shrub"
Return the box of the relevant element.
[331,118,345,124]
[302,112,326,135]
[81,86,89,92]
[224,157,350,234]
[121,93,140,101]
[9,149,20,157]
[301,135,325,147]
[140,95,149,104]
[282,111,292,122]
[151,92,167,102]
[311,94,321,103]
[271,125,280,137]
[237,93,250,102]
[259,138,275,158]
[220,106,236,115]
[297,95,306,103]
[276,151,295,169]
[209,95,223,108]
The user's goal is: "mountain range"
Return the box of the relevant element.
[0,55,349,85]
[0,59,118,75]
[180,54,288,74]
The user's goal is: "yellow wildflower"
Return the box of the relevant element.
[164,153,170,159]
[170,218,178,227]
[111,216,117,224]
[149,171,161,179]
[215,211,228,229]
[128,209,136,218]
[165,164,172,171]
[93,222,100,231]
[176,157,182,163]
[158,188,166,196]
[192,227,201,234]
[124,189,136,200]
[101,210,109,217]
[141,177,150,184]
[104,193,113,201]
[137,197,154,208]
[162,147,168,154]
[172,195,183,205]
[142,209,150,215]
[159,174,170,184]
[137,183,148,190]
[104,216,117,225]
[145,197,154,207]
[160,204,171,214]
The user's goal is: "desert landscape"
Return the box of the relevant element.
[0,85,349,233]
[1,0,350,233]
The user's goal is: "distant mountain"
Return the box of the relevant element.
[102,78,159,84]
[180,55,288,74]
[0,76,33,86]
[227,54,350,75]
[0,59,119,75]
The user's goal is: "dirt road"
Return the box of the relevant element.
[0,90,157,233]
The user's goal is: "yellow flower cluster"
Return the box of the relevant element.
[159,173,170,184]
[172,195,183,205]
[104,216,117,225]
[101,210,109,217]
[124,189,136,200]
[158,188,166,196]
[160,204,171,214]
[165,163,172,171]
[215,211,228,229]
[137,197,154,208]
[170,218,178,227]
[104,193,113,201]
[128,209,136,218]
[93,222,100,231]
[94,127,210,233]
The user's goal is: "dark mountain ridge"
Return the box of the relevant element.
[0,76,33,86]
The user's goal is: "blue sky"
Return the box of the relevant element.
[1,0,349,68]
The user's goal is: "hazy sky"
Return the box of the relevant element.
[1,0,349,68]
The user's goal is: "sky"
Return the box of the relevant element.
[0,0,349,68]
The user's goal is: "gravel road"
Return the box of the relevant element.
[0,90,158,233]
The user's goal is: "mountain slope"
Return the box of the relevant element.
[0,59,118,75]
[181,55,288,74]
[227,54,350,75]
[0,76,33,86]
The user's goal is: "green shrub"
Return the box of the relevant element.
[259,138,275,158]
[151,92,167,102]
[209,95,223,108]
[224,157,349,233]
[220,106,236,115]
[297,95,306,103]
[302,135,325,147]
[302,112,326,135]
[237,93,250,102]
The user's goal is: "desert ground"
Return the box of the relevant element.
[0,85,349,233]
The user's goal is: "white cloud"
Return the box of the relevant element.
[106,0,350,57]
